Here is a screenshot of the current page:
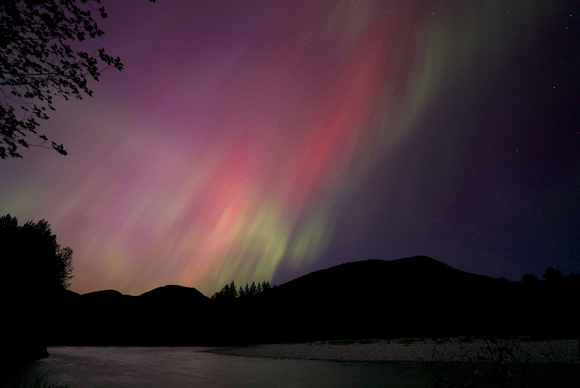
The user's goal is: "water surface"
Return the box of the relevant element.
[7,346,427,387]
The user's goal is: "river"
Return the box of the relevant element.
[5,346,429,387]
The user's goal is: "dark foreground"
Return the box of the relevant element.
[46,258,580,347]
[5,257,580,368]
[3,340,579,388]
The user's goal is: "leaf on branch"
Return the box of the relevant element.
[51,142,68,156]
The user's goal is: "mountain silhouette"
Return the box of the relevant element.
[273,256,491,298]
[43,256,578,347]
[138,284,209,304]
[245,256,504,342]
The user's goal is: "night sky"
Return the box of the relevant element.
[1,0,578,296]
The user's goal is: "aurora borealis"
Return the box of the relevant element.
[1,0,578,296]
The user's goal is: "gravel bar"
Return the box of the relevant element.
[206,338,580,363]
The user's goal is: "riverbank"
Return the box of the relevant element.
[4,341,578,388]
[206,337,580,363]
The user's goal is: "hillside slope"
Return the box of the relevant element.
[46,256,578,346]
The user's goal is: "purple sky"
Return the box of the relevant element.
[1,0,578,296]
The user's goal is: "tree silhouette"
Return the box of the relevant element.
[212,280,239,301]
[522,273,538,282]
[0,0,154,159]
[0,214,73,291]
[542,267,562,282]
[260,280,271,292]
[1,214,74,366]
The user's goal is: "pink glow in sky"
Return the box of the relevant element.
[1,0,578,296]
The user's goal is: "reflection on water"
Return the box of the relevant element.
[6,346,428,387]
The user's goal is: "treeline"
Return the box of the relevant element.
[521,267,578,282]
[211,280,271,301]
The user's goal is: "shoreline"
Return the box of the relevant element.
[205,337,580,364]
